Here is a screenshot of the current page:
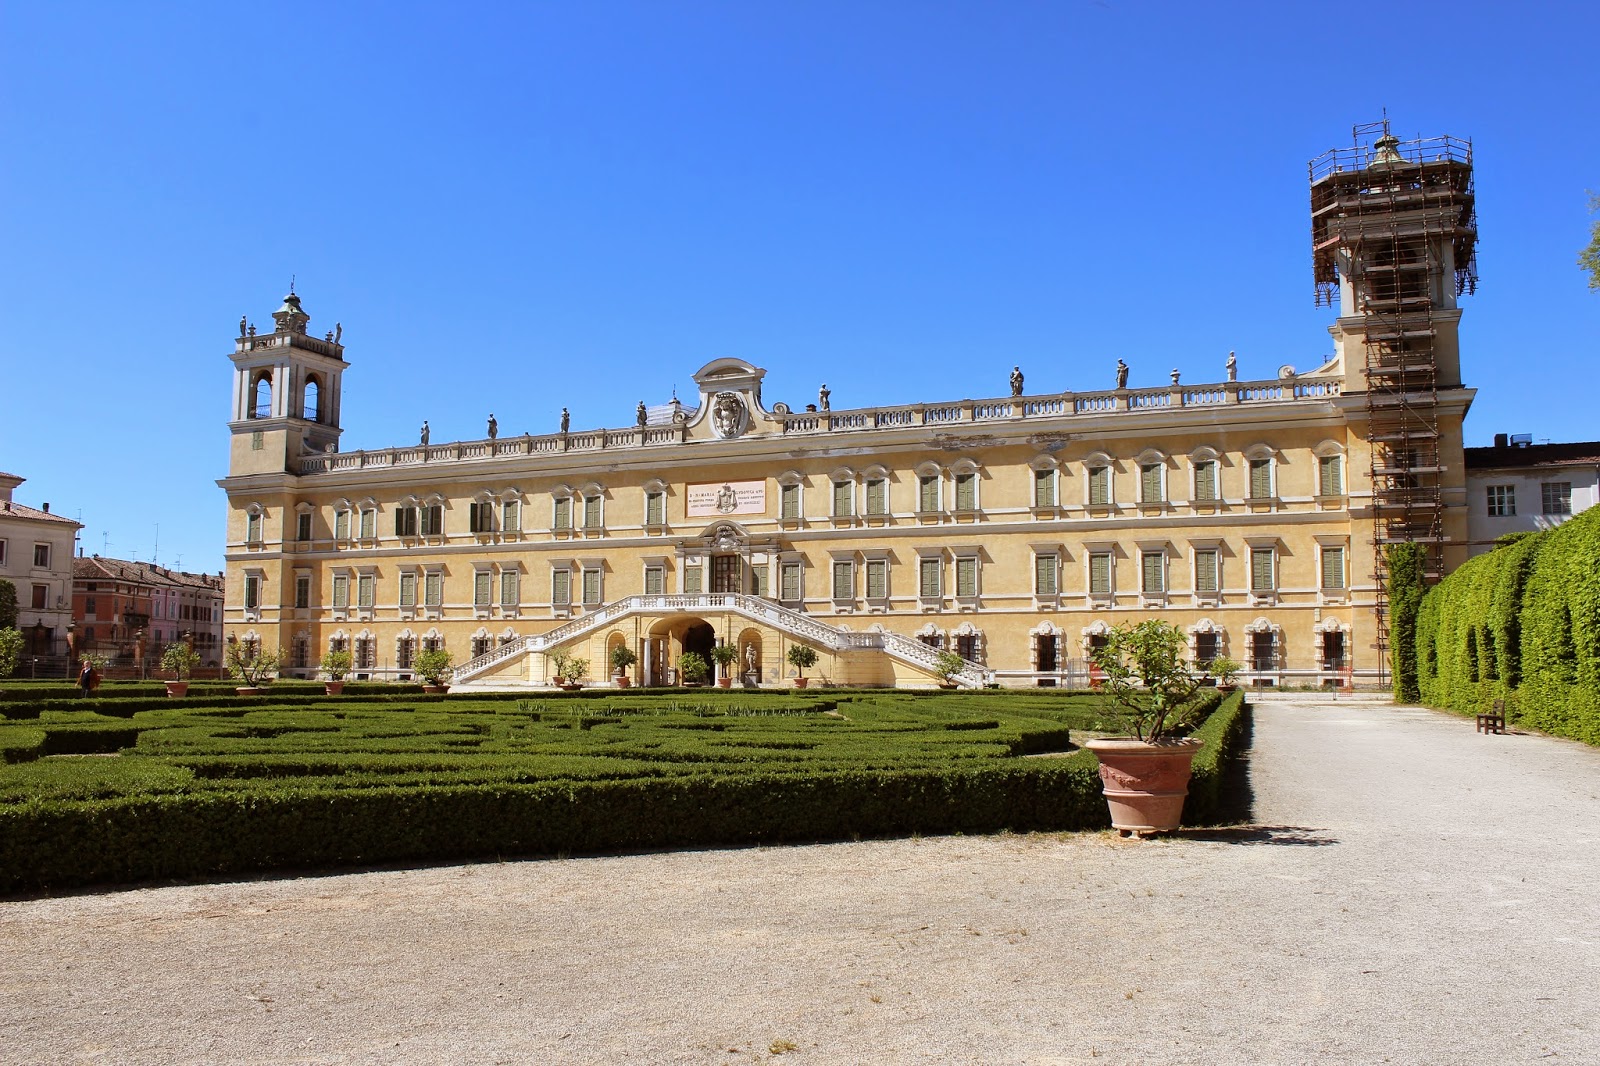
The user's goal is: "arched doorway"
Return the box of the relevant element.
[645,616,718,686]
[683,621,715,661]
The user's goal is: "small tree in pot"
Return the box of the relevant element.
[561,657,590,690]
[677,650,710,686]
[609,645,638,688]
[786,644,819,689]
[709,642,741,688]
[1206,656,1242,692]
[160,643,201,697]
[226,643,279,695]
[321,649,353,695]
[934,650,965,689]
[1085,620,1212,837]
[415,648,454,693]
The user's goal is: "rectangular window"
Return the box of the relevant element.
[244,514,261,544]
[1194,461,1218,501]
[395,507,417,537]
[1088,466,1110,506]
[397,638,415,669]
[359,508,375,539]
[919,557,942,598]
[1194,549,1219,594]
[780,562,801,601]
[645,491,665,526]
[1033,469,1055,507]
[1141,551,1165,593]
[334,509,351,540]
[1089,552,1112,595]
[1140,464,1163,503]
[357,574,375,609]
[1035,554,1058,596]
[296,513,312,541]
[474,570,492,607]
[583,495,602,530]
[954,473,976,511]
[469,502,492,533]
[399,572,417,608]
[31,584,47,609]
[581,568,601,605]
[832,560,854,599]
[1321,546,1346,590]
[865,479,887,515]
[644,565,665,595]
[1249,459,1273,499]
[1251,547,1276,591]
[244,574,261,610]
[918,476,940,512]
[865,559,887,599]
[0,540,7,566]
[332,573,349,608]
[85,596,97,617]
[553,497,572,531]
[752,564,769,598]
[1543,482,1573,515]
[294,576,310,609]
[955,557,977,597]
[1319,455,1344,496]
[500,569,519,606]
[1486,485,1516,517]
[684,564,703,594]
[422,504,444,536]
[551,569,571,605]
[502,499,521,532]
[833,480,853,517]
[780,483,800,520]
[423,571,443,607]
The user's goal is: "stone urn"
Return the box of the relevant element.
[1084,737,1203,837]
[164,680,190,698]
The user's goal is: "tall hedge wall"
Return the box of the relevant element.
[1410,506,1600,744]
[1387,543,1429,703]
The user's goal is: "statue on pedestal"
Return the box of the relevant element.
[1116,359,1129,390]
[420,420,430,446]
[819,384,831,411]
[487,414,498,440]
[637,401,648,427]
[1226,351,1238,382]
[1010,366,1024,396]
[560,408,570,433]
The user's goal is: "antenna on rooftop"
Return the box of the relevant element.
[289,274,296,295]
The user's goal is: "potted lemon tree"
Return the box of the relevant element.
[160,642,201,698]
[934,650,965,689]
[227,642,279,696]
[321,649,352,695]
[415,648,454,694]
[786,644,819,689]
[1085,619,1211,837]
[610,645,638,688]
[710,642,740,688]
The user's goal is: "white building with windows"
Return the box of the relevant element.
[0,471,82,663]
[1464,436,1600,555]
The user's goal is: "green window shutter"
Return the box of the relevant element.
[1251,548,1275,591]
[335,510,350,539]
[1321,547,1345,590]
[1089,553,1111,595]
[500,570,519,605]
[643,567,662,595]
[955,474,976,511]
[553,497,571,530]
[360,509,375,539]
[474,571,491,606]
[752,566,768,597]
[780,563,800,600]
[468,503,481,532]
[1319,455,1343,496]
[552,570,570,605]
[919,476,940,512]
[866,479,886,514]
[244,576,260,609]
[358,575,375,608]
[1034,469,1055,507]
[399,573,416,607]
[646,492,664,525]
[1195,461,1217,501]
[424,572,443,606]
[502,500,521,532]
[866,560,886,599]
[1141,464,1163,503]
[584,496,602,529]
[832,561,853,599]
[582,569,601,604]
[919,558,941,597]
[1089,467,1109,506]
[781,484,799,519]
[247,513,261,542]
[955,557,977,597]
[833,481,852,516]
[684,565,703,594]
[1195,550,1218,593]
[332,574,349,608]
[1250,459,1272,499]
[1035,554,1057,596]
[1141,552,1164,593]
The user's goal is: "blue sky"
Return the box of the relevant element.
[2,2,1597,574]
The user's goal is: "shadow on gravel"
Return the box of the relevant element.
[1184,825,1339,847]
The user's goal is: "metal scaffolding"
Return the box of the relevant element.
[1309,120,1478,657]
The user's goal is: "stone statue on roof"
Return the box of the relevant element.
[1116,359,1129,390]
[1010,366,1024,396]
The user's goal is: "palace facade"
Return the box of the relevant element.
[219,128,1479,689]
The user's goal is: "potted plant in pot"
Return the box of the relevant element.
[677,650,710,687]
[415,648,454,694]
[1206,656,1242,694]
[786,644,819,689]
[1085,619,1211,837]
[933,650,965,690]
[709,642,740,688]
[549,652,571,688]
[609,645,637,688]
[160,642,201,697]
[226,642,279,696]
[320,649,352,695]
[561,657,589,691]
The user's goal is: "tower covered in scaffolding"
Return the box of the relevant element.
[1310,121,1478,657]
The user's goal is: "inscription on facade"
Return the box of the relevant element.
[687,480,766,517]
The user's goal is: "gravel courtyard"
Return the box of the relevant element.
[4,696,1599,1065]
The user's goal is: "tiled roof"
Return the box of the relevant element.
[1465,442,1600,471]
[0,501,81,526]
[73,556,223,590]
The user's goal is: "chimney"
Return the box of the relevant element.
[42,502,49,513]
[1493,433,1508,448]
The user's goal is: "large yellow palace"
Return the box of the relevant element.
[219,128,1478,689]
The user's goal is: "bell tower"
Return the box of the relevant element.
[227,290,349,476]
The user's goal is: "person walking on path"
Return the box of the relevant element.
[76,658,98,698]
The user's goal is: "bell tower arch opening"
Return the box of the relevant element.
[226,290,349,476]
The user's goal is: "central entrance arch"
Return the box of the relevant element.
[645,615,718,686]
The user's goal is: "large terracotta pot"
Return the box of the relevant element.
[235,687,264,697]
[423,684,450,695]
[1084,737,1203,837]
[613,674,631,689]
[164,681,190,698]
[324,681,346,696]
[792,677,809,690]
[717,677,732,689]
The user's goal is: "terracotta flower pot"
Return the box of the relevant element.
[422,684,450,694]
[324,681,346,696]
[717,677,732,689]
[235,687,264,696]
[614,675,631,689]
[1084,737,1203,837]
[164,681,190,698]
[792,677,809,689]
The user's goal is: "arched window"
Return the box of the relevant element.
[251,371,273,419]
[303,375,321,423]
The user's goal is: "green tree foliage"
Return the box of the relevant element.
[1581,192,1600,292]
[1087,619,1207,740]
[0,628,23,679]
[0,580,17,631]
[1386,543,1429,703]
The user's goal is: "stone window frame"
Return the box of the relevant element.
[1313,440,1347,500]
[1028,455,1062,516]
[1315,534,1349,602]
[551,484,576,536]
[949,459,982,516]
[642,478,670,533]
[1189,446,1222,505]
[1083,453,1115,511]
[776,470,806,529]
[1030,541,1064,609]
[1244,444,1279,504]
[1135,449,1169,509]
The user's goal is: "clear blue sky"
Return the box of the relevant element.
[3,2,1597,574]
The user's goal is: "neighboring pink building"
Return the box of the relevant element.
[72,556,225,667]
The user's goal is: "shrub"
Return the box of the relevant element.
[1087,620,1207,740]
[0,628,22,680]
[609,645,638,675]
[226,644,279,687]
[320,649,353,681]
[415,649,454,686]
[678,651,710,685]
[1387,543,1428,703]
[159,643,201,681]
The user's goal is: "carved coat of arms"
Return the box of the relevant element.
[711,392,745,439]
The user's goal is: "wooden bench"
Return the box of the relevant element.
[1476,699,1507,735]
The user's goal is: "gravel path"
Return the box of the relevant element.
[4,697,1599,1065]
